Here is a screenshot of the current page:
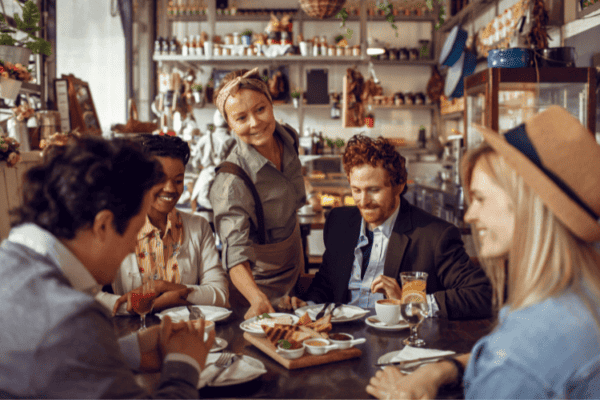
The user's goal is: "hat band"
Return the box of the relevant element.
[504,124,599,221]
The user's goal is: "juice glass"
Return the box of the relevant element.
[399,272,428,346]
[129,273,156,331]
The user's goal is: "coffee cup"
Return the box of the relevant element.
[375,299,402,326]
[191,319,215,340]
[299,41,311,56]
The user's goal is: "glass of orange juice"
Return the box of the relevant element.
[399,272,428,346]
[128,273,157,331]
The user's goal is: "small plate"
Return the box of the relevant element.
[365,316,410,331]
[239,313,300,336]
[294,304,369,323]
[209,337,228,353]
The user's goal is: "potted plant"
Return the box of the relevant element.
[191,83,203,103]
[0,0,51,101]
[241,29,253,46]
[334,138,345,154]
[290,89,302,108]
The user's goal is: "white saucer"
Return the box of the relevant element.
[365,316,410,331]
[209,337,228,353]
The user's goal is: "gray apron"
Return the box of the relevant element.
[252,222,304,305]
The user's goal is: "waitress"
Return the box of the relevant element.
[210,68,306,319]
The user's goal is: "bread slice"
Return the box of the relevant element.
[296,312,312,326]
[262,324,299,346]
[298,325,329,340]
[305,314,333,333]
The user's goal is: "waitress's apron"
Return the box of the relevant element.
[252,222,304,305]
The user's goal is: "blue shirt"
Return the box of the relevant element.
[347,205,439,315]
[464,288,600,399]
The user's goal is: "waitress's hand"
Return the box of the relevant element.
[370,275,402,300]
[245,293,276,319]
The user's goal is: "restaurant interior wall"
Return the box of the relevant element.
[158,0,434,144]
[56,0,126,133]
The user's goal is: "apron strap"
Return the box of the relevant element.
[215,161,266,245]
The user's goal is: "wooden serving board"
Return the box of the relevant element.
[243,332,362,370]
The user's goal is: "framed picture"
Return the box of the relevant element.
[62,74,102,136]
[54,79,71,133]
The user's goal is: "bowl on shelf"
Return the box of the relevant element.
[487,48,533,68]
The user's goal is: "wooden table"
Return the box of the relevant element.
[113,308,495,399]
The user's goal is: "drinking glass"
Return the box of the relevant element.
[129,273,156,331]
[400,272,428,346]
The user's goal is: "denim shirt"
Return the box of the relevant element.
[464,288,600,399]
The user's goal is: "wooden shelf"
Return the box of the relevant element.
[439,0,497,32]
[166,11,437,23]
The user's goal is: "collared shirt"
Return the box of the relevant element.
[210,122,306,270]
[136,210,184,283]
[0,224,201,398]
[347,205,439,315]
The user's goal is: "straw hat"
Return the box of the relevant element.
[475,106,600,243]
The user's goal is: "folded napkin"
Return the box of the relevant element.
[198,354,267,388]
[390,346,455,363]
[156,306,231,323]
[332,305,368,319]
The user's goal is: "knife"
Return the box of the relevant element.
[314,302,333,321]
[375,353,465,367]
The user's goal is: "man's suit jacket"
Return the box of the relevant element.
[304,198,493,320]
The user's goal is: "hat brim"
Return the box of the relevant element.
[475,124,600,242]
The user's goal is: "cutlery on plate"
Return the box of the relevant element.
[187,305,204,320]
[209,352,238,384]
[314,302,332,321]
[375,353,465,367]
[328,302,343,317]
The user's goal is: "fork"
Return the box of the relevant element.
[209,352,236,384]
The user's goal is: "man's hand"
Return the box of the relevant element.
[160,315,215,370]
[244,293,275,320]
[137,318,190,372]
[277,295,308,311]
[113,287,160,316]
[366,365,440,400]
[370,275,402,300]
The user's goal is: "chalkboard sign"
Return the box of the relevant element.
[62,74,102,136]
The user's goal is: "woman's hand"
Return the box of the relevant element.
[245,293,275,319]
[152,287,193,312]
[366,365,441,400]
[370,275,402,300]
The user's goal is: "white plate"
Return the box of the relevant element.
[365,316,410,331]
[239,313,300,336]
[209,337,228,353]
[294,304,369,323]
[156,305,232,323]
[202,354,266,387]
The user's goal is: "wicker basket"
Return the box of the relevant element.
[299,0,346,19]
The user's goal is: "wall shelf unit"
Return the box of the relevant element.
[157,1,440,142]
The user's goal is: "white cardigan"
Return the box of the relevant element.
[96,211,229,314]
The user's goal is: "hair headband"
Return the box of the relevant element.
[215,67,273,119]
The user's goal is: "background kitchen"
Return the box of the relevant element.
[1,0,599,271]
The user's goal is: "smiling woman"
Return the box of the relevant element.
[96,134,229,315]
[210,68,307,320]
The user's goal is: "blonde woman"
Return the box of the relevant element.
[209,68,306,319]
[366,106,600,399]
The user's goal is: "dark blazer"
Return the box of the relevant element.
[304,198,493,320]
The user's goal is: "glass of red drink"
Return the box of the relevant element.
[129,273,156,331]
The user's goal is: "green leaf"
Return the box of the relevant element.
[426,0,433,9]
[258,313,271,319]
[386,14,394,23]
[278,339,291,349]
[345,28,353,39]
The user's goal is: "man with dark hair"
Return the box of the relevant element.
[283,135,492,320]
[0,137,215,398]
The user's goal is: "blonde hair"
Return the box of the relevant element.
[461,143,600,327]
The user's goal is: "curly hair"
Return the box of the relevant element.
[343,135,408,194]
[132,133,190,166]
[11,136,165,239]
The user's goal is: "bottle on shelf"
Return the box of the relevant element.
[182,37,189,56]
[154,37,163,56]
[169,37,178,55]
